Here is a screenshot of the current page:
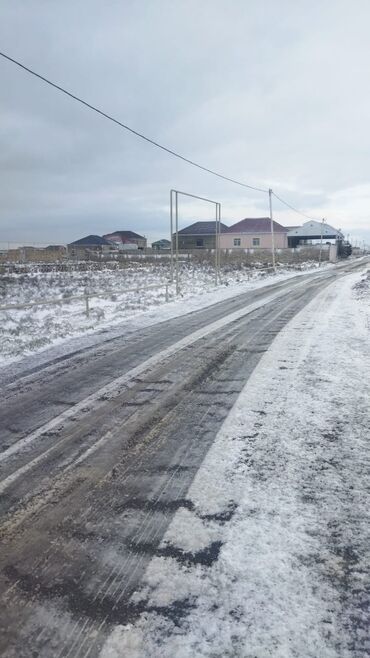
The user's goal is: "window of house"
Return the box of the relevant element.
[252,237,260,247]
[196,239,204,247]
[233,238,241,246]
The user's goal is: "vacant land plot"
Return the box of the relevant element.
[0,260,327,365]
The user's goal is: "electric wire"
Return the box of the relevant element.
[0,51,268,194]
[0,50,340,224]
[272,191,322,222]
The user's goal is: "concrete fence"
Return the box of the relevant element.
[0,244,332,267]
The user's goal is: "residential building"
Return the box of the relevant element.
[68,235,117,258]
[120,242,138,250]
[174,221,228,250]
[287,221,343,248]
[220,217,288,249]
[103,231,147,250]
[152,239,171,250]
[44,245,67,260]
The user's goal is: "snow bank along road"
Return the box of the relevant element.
[0,260,366,657]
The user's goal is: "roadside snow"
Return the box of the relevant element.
[101,267,370,658]
[0,261,331,368]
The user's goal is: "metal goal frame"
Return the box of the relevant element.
[170,189,221,294]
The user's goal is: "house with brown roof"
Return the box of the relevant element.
[220,217,288,250]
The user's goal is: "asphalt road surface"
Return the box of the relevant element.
[0,260,365,657]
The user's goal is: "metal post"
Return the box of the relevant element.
[170,189,174,282]
[170,189,221,289]
[319,218,324,266]
[268,189,276,271]
[175,191,179,295]
[85,292,90,317]
[215,203,218,286]
[217,203,221,284]
[218,203,221,282]
[165,283,169,302]
[218,203,220,284]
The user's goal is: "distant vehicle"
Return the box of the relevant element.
[338,241,352,258]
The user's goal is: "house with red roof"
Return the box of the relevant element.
[220,217,289,250]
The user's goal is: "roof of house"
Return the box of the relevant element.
[152,239,171,245]
[287,221,343,238]
[69,235,114,246]
[45,245,66,250]
[178,221,228,235]
[226,217,287,234]
[103,230,145,241]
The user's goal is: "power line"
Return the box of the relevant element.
[0,50,337,224]
[0,51,268,194]
[272,191,322,222]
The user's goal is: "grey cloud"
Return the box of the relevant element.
[1,0,370,245]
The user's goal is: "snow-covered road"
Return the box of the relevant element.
[102,268,370,658]
[0,260,368,658]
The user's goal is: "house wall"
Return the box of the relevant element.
[220,232,288,249]
[174,235,216,249]
[67,245,117,259]
[0,248,67,264]
[135,238,147,250]
[329,244,338,262]
[152,239,170,248]
[104,234,147,250]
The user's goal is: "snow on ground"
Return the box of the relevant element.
[0,261,329,368]
[101,267,370,658]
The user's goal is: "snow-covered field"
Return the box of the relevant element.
[101,267,370,658]
[0,261,328,367]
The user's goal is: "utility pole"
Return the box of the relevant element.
[319,218,325,266]
[215,202,221,285]
[170,189,174,282]
[175,191,179,295]
[268,189,276,271]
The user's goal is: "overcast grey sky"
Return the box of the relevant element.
[0,0,370,246]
